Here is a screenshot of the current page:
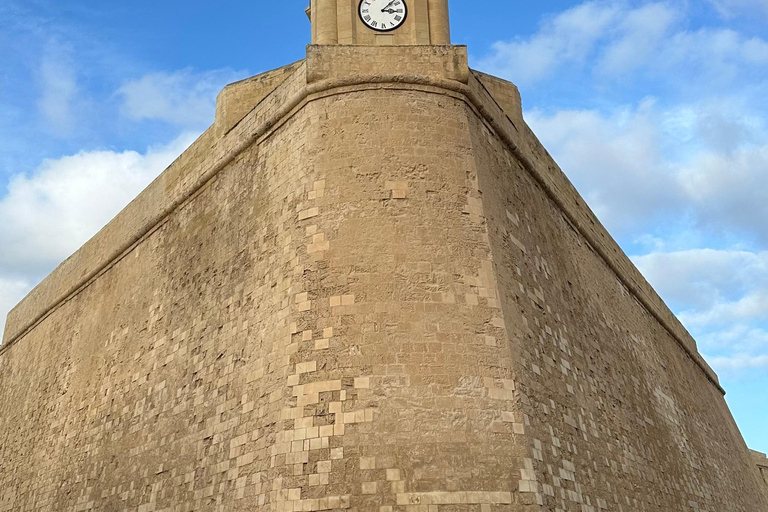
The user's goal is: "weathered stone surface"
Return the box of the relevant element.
[754,450,768,493]
[305,44,469,84]
[215,61,305,138]
[1,44,766,512]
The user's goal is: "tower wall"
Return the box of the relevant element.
[308,0,450,46]
[1,45,766,512]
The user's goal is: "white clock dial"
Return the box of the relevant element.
[359,0,408,32]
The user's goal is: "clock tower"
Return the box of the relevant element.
[309,0,450,45]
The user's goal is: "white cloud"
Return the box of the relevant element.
[0,134,196,279]
[477,1,768,89]
[633,250,768,326]
[706,354,768,373]
[526,100,686,235]
[697,325,768,355]
[633,249,768,309]
[117,68,246,128]
[526,99,768,242]
[656,28,768,91]
[477,1,622,85]
[707,0,768,19]
[596,2,679,76]
[679,144,768,241]
[680,293,768,331]
[632,248,768,378]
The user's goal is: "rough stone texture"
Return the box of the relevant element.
[753,451,768,491]
[215,61,305,138]
[305,45,469,84]
[471,72,524,133]
[1,44,766,512]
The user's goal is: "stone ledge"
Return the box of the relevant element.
[306,44,469,84]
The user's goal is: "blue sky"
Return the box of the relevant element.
[0,0,766,451]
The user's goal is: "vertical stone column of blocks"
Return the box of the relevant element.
[313,0,339,44]
[427,0,450,44]
[337,0,358,44]
[408,0,431,46]
[265,85,533,512]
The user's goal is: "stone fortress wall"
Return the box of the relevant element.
[1,45,766,512]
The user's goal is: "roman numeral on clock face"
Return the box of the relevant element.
[358,0,408,33]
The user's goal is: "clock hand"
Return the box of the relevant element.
[381,0,396,11]
[382,8,398,13]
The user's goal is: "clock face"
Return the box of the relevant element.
[358,0,408,32]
